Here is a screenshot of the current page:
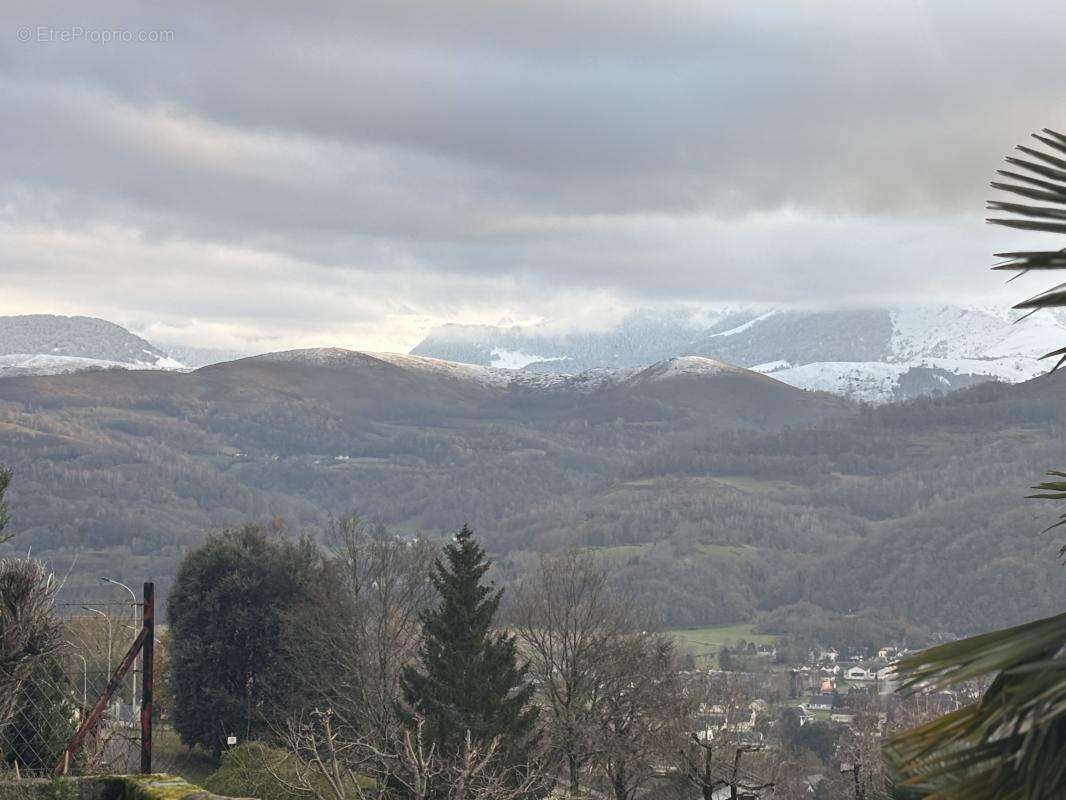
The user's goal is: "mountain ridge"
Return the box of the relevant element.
[0,314,184,377]
[411,304,1066,403]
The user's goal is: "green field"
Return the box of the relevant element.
[667,623,776,665]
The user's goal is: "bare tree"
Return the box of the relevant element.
[277,709,545,800]
[679,672,773,800]
[0,559,61,736]
[593,634,691,800]
[282,518,437,744]
[680,736,774,800]
[511,549,627,795]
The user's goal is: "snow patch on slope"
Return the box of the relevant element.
[489,348,568,370]
[708,310,779,338]
[0,354,185,379]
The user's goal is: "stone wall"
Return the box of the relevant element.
[0,775,252,800]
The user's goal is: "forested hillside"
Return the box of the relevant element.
[0,349,1061,638]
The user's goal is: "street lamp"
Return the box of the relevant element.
[101,577,139,716]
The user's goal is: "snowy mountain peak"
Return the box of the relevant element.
[412,304,1066,403]
[632,355,744,382]
[0,315,184,378]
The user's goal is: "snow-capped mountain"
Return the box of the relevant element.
[245,348,777,397]
[412,305,1066,403]
[0,315,184,378]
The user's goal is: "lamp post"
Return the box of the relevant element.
[102,577,139,715]
[82,606,113,677]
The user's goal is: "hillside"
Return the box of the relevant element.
[0,315,184,377]
[0,348,1061,639]
[412,305,1066,403]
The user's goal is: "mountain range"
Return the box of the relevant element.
[412,305,1066,402]
[0,344,1062,643]
[5,307,1066,404]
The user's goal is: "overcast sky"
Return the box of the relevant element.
[3,0,1066,353]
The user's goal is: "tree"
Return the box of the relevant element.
[277,711,544,800]
[3,656,78,772]
[680,672,774,800]
[167,524,323,755]
[281,518,438,748]
[400,525,538,770]
[0,557,61,737]
[511,549,627,794]
[594,633,690,800]
[884,128,1066,798]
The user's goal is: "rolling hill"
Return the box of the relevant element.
[0,347,1061,642]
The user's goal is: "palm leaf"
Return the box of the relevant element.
[987,129,1066,352]
[883,130,1066,797]
[885,613,1066,799]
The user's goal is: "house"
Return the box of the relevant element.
[807,693,834,711]
[756,644,776,658]
[844,665,874,681]
[876,665,896,682]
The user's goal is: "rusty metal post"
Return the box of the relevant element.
[140,582,155,774]
[55,626,147,775]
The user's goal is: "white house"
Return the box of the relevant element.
[844,665,874,681]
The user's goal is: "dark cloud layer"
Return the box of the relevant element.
[1,0,1063,349]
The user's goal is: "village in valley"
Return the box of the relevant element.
[673,634,965,797]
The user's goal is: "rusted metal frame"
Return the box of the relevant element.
[54,621,148,774]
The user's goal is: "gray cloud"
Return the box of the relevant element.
[1,0,1063,350]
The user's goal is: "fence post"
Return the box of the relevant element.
[140,582,155,774]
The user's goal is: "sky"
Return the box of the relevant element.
[4,0,1066,354]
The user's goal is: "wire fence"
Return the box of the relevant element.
[1,595,144,777]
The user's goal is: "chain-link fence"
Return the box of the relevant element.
[1,589,149,778]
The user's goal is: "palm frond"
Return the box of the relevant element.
[885,612,1066,799]
[988,129,1066,347]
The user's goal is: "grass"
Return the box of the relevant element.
[583,543,652,559]
[693,543,759,560]
[152,725,218,785]
[710,475,795,494]
[667,623,776,666]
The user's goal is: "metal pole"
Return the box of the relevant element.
[103,577,139,714]
[140,582,154,774]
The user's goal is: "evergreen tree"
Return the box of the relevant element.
[401,525,538,766]
[167,524,323,755]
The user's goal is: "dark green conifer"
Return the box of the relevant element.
[401,525,538,765]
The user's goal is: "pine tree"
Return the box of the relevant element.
[401,525,538,766]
